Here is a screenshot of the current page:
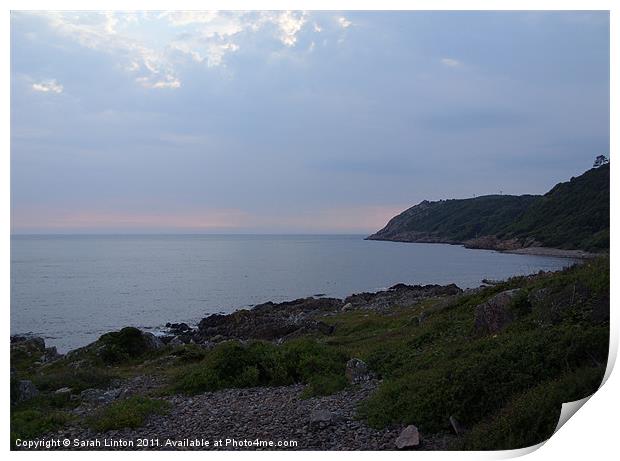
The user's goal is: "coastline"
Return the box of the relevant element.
[365,236,597,260]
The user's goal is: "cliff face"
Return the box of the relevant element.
[367,164,609,252]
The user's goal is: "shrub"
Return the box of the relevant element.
[171,339,348,397]
[11,409,72,448]
[461,366,604,450]
[32,366,114,393]
[88,397,170,432]
[98,327,150,364]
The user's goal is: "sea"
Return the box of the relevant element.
[10,234,578,352]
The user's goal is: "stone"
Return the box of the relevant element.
[11,335,45,351]
[309,409,333,430]
[142,332,164,350]
[16,380,39,402]
[449,415,463,436]
[54,387,72,395]
[345,358,373,384]
[169,336,185,347]
[474,289,521,335]
[80,388,121,405]
[41,346,61,363]
[341,303,353,311]
[395,425,420,449]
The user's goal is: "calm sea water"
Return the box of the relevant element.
[11,234,577,352]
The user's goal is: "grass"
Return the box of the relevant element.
[169,338,349,397]
[87,397,171,432]
[460,366,604,450]
[10,392,77,448]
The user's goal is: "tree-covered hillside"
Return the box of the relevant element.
[367,164,609,252]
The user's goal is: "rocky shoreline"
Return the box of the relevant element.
[11,282,467,451]
[160,282,463,349]
[365,234,597,259]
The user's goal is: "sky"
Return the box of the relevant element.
[10,11,610,234]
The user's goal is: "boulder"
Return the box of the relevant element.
[474,289,521,335]
[345,358,374,384]
[142,332,164,350]
[80,388,121,405]
[309,409,333,431]
[54,387,72,396]
[395,425,420,449]
[169,336,185,347]
[16,380,39,402]
[11,335,45,351]
[41,346,62,363]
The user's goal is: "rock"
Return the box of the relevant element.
[449,415,463,436]
[166,322,191,334]
[309,409,333,430]
[395,425,420,449]
[16,380,39,402]
[474,289,521,335]
[345,284,462,312]
[197,297,343,342]
[41,346,62,363]
[142,332,164,350]
[341,303,353,311]
[345,358,373,384]
[11,335,45,351]
[169,336,185,347]
[80,388,121,405]
[54,387,72,395]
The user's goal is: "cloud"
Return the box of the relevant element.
[41,11,179,89]
[24,11,352,89]
[32,79,63,93]
[338,17,352,28]
[273,11,307,47]
[440,57,462,68]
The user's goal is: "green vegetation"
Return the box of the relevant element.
[369,195,536,243]
[170,339,348,398]
[460,366,603,450]
[98,327,156,364]
[504,164,609,250]
[11,393,76,446]
[87,396,170,432]
[320,257,608,449]
[369,164,609,251]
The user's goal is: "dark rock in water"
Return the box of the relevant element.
[345,358,374,384]
[166,322,192,334]
[474,289,521,335]
[15,380,39,402]
[395,425,420,449]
